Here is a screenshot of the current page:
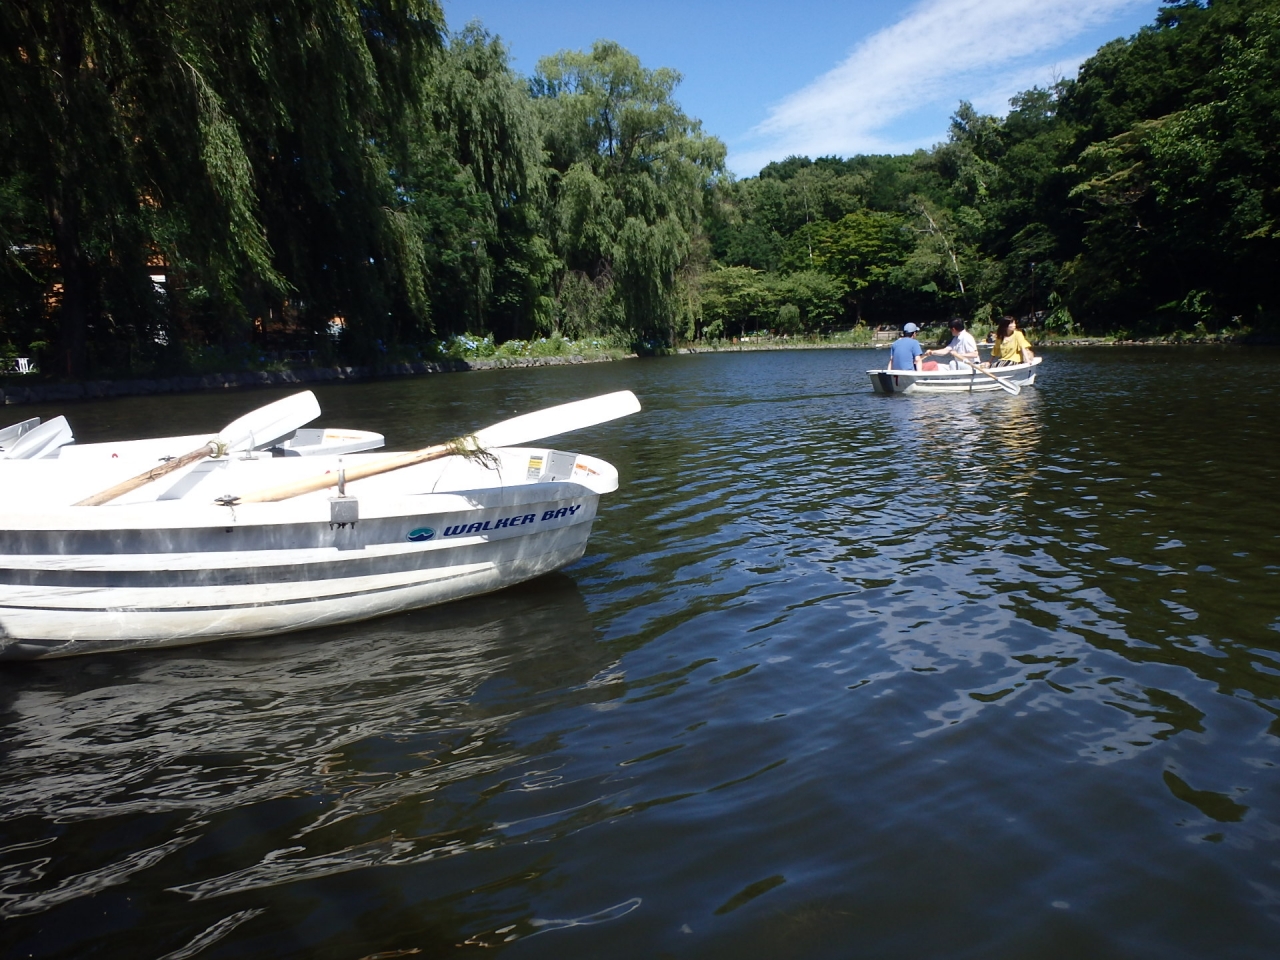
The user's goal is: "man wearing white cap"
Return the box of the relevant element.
[888,322,924,371]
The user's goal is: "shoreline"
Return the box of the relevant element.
[0,353,622,407]
[1,336,1266,407]
[679,336,1260,353]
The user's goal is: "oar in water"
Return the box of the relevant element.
[75,390,323,506]
[957,357,1021,395]
[226,390,643,504]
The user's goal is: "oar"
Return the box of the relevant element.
[0,417,41,451]
[957,357,1020,395]
[74,390,323,506]
[2,415,74,459]
[227,390,642,504]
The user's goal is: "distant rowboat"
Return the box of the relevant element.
[867,357,1042,395]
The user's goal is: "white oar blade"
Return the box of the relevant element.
[473,391,641,449]
[0,417,41,450]
[216,390,321,452]
[4,416,74,459]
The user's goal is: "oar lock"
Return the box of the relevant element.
[329,468,359,529]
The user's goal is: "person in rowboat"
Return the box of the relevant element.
[887,322,924,371]
[924,317,980,369]
[986,316,1034,367]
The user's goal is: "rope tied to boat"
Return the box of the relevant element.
[448,434,500,471]
[144,437,228,482]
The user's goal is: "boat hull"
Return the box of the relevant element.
[0,449,614,659]
[867,357,1041,395]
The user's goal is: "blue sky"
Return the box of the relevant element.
[440,0,1169,177]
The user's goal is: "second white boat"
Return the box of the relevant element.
[867,356,1042,395]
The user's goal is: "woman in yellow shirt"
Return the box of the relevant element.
[988,316,1034,365]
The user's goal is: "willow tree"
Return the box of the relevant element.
[1,0,263,375]
[209,0,444,358]
[415,24,552,343]
[531,41,725,344]
[1,0,443,376]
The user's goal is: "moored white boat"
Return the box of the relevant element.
[0,447,617,659]
[867,356,1042,395]
[50,424,385,464]
[1,409,384,462]
[0,417,40,451]
[0,416,74,459]
[0,391,639,659]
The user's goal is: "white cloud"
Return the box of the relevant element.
[730,0,1150,174]
[967,56,1088,115]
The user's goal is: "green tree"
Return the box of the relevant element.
[1061,0,1280,329]
[210,0,444,359]
[786,210,911,321]
[0,0,444,375]
[532,41,725,345]
[699,265,771,339]
[416,23,552,342]
[770,270,847,332]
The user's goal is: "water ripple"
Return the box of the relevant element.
[3,349,1280,958]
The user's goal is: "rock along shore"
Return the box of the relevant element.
[0,353,620,406]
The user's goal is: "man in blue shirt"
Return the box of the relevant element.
[888,322,924,371]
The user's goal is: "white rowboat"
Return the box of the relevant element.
[0,447,617,659]
[867,356,1042,395]
[50,425,385,464]
[0,417,40,449]
[0,416,74,459]
[2,397,383,463]
[0,391,639,659]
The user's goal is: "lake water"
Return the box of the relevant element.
[2,346,1279,959]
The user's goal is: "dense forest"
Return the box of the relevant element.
[2,0,1277,379]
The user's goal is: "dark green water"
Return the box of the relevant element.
[2,347,1279,959]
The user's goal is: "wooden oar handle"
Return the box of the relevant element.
[74,442,220,506]
[958,357,1020,394]
[958,357,1000,381]
[231,442,458,503]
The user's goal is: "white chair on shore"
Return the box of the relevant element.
[15,358,30,374]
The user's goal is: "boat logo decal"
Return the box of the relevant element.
[442,503,583,538]
[407,527,435,542]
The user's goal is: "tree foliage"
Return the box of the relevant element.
[532,41,725,343]
[708,0,1280,336]
[1,0,445,374]
[4,0,1279,378]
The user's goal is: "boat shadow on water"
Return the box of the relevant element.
[0,572,620,956]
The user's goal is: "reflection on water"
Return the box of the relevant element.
[3,347,1280,959]
[0,576,627,954]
